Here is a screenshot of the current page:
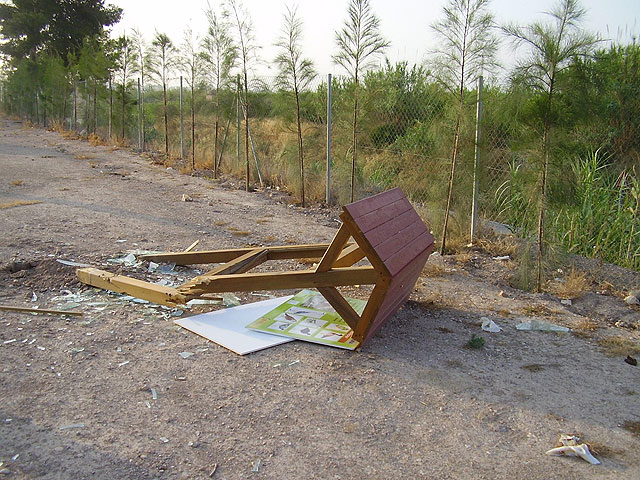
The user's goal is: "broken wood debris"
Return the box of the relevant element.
[76,188,434,347]
[0,305,83,317]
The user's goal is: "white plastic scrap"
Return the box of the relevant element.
[481,317,502,333]
[178,351,194,359]
[107,253,138,266]
[56,259,92,268]
[546,434,600,465]
[516,319,569,333]
[59,423,85,430]
[624,295,639,305]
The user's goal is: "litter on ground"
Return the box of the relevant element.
[545,434,600,465]
[174,296,295,355]
[516,319,569,333]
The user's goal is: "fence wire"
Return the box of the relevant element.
[3,63,639,268]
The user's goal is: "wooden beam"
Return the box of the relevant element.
[140,244,343,265]
[316,224,350,273]
[0,305,83,317]
[179,266,379,297]
[340,211,391,277]
[184,240,200,252]
[181,249,268,289]
[353,282,389,341]
[316,287,361,331]
[333,244,366,268]
[77,268,185,307]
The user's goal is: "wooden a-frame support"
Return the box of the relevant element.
[77,188,434,346]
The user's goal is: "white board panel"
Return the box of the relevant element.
[174,296,294,355]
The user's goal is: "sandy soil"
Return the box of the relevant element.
[1,118,639,479]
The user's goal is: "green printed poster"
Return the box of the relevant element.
[246,290,366,350]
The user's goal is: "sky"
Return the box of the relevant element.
[108,0,640,80]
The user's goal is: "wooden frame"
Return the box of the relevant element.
[77,188,434,346]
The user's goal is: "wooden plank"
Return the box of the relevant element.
[353,197,412,233]
[184,240,200,252]
[77,268,184,307]
[375,220,428,262]
[343,187,405,218]
[179,266,380,297]
[317,287,361,331]
[181,249,268,290]
[385,231,435,276]
[352,282,389,341]
[141,244,337,265]
[316,224,350,272]
[333,244,365,268]
[0,305,83,317]
[340,211,391,278]
[363,208,420,247]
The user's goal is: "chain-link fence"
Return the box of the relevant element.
[2,55,639,268]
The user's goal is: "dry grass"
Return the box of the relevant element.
[598,335,640,357]
[571,317,599,338]
[452,252,472,266]
[622,420,640,437]
[297,258,318,265]
[88,133,107,147]
[256,218,270,224]
[75,153,95,160]
[88,161,99,168]
[520,303,560,317]
[227,226,251,237]
[214,220,229,227]
[521,364,546,372]
[262,234,277,243]
[589,441,626,457]
[0,200,42,209]
[474,235,521,257]
[555,269,590,299]
[11,180,23,186]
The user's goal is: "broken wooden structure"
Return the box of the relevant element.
[77,188,435,346]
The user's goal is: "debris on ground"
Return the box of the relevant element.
[0,305,83,316]
[516,319,569,333]
[56,259,92,268]
[625,294,639,305]
[481,317,502,333]
[545,434,600,465]
[174,296,294,355]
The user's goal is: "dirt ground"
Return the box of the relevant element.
[1,118,639,480]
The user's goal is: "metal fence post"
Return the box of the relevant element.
[137,78,142,152]
[326,73,332,205]
[470,75,483,244]
[180,76,184,160]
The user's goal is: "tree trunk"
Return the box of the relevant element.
[108,76,112,139]
[295,85,305,207]
[351,76,359,203]
[536,124,550,292]
[121,81,126,140]
[440,116,462,255]
[163,81,168,156]
[244,70,250,192]
[141,74,146,151]
[93,84,97,134]
[191,82,195,170]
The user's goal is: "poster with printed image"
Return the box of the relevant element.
[246,289,367,350]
